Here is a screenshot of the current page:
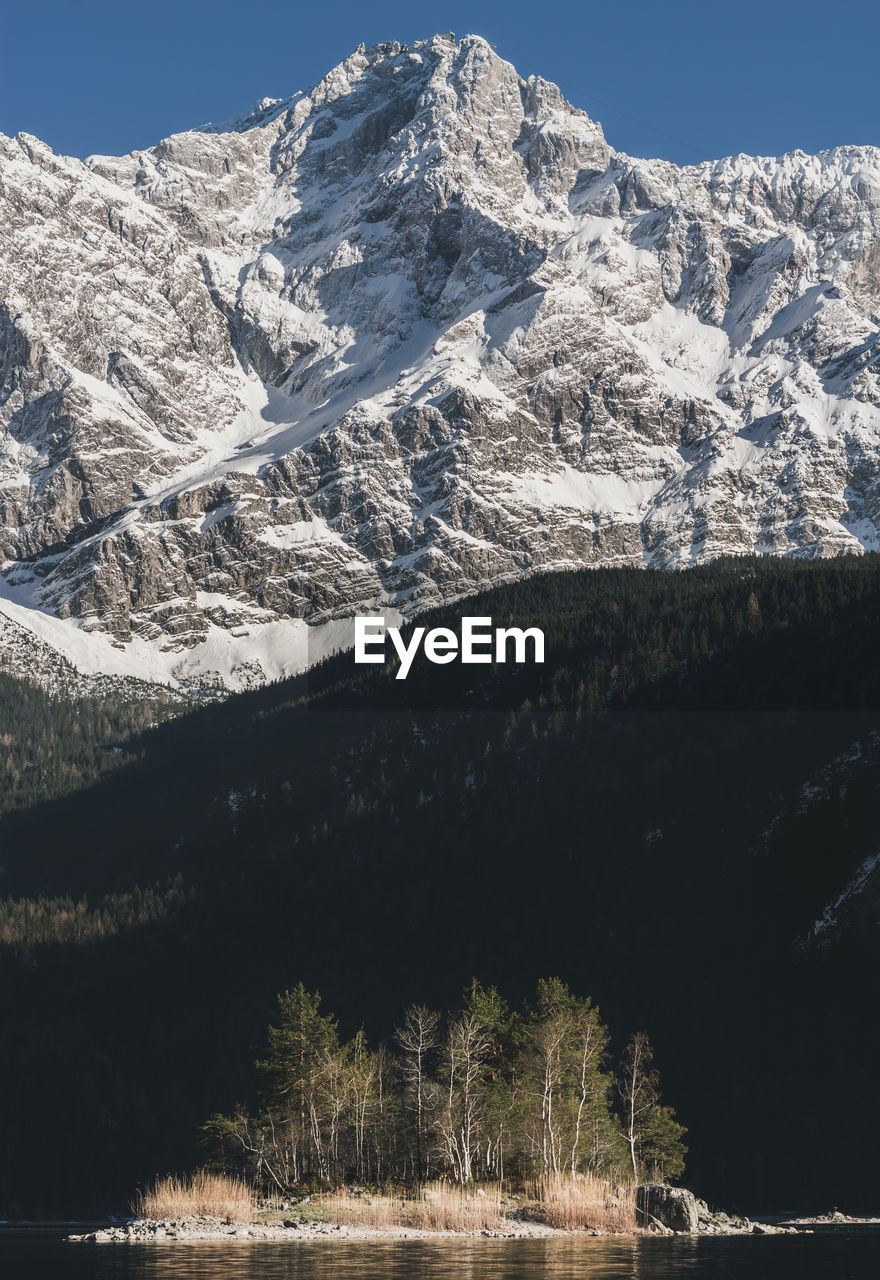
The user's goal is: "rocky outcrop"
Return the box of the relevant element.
[4,34,880,689]
[637,1184,700,1232]
[636,1184,802,1235]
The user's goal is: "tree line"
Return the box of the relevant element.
[0,875,190,948]
[202,979,685,1191]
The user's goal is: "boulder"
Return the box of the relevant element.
[636,1183,700,1233]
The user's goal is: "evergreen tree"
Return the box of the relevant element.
[437,980,512,1182]
[256,985,340,1183]
[517,978,621,1178]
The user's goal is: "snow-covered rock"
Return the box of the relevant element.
[3,34,880,689]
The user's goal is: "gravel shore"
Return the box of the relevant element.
[67,1215,574,1243]
[66,1211,805,1244]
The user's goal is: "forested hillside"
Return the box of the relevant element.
[0,670,175,815]
[0,557,878,1216]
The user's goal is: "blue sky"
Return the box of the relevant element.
[2,0,878,165]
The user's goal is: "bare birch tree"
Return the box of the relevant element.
[619,1031,659,1179]
[395,1004,441,1179]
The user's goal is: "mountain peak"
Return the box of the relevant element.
[2,40,880,691]
[194,34,595,155]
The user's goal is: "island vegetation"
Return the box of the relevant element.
[201,979,685,1189]
[135,976,684,1232]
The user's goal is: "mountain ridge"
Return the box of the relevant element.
[2,33,880,690]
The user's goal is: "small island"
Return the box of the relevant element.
[66,981,823,1245]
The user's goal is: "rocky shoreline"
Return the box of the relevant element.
[777,1210,880,1226]
[66,1187,809,1244]
[68,1216,572,1243]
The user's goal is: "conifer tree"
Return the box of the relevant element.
[257,985,340,1182]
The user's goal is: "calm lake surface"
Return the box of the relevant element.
[2,1229,878,1279]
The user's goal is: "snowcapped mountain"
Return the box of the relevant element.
[2,33,880,690]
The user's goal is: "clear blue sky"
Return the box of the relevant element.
[2,0,877,166]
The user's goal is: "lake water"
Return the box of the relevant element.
[2,1228,878,1279]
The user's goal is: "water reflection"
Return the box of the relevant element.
[2,1230,879,1280]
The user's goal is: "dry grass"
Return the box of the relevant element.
[319,1182,506,1232]
[531,1173,636,1232]
[135,1171,254,1222]
[319,1192,397,1229]
[134,1172,635,1233]
[406,1182,506,1232]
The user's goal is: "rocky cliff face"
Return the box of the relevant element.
[2,34,880,689]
